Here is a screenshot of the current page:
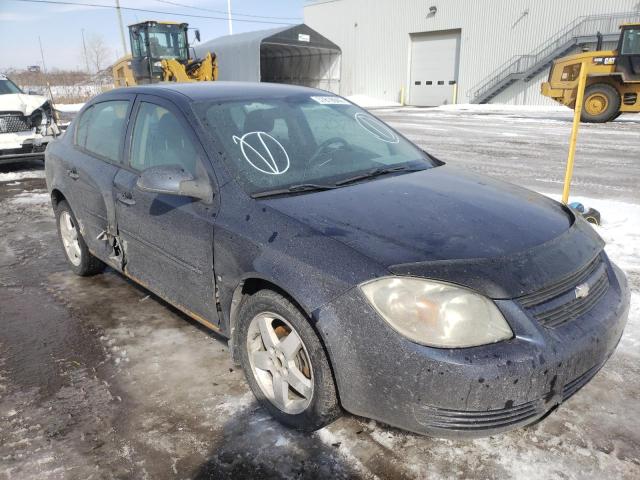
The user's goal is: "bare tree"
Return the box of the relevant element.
[85,34,113,73]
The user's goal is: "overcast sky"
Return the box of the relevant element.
[0,0,305,71]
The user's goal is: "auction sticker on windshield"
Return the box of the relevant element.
[310,96,350,105]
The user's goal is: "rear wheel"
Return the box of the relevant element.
[581,83,621,123]
[55,200,105,276]
[236,289,341,431]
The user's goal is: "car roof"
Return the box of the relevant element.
[106,81,329,102]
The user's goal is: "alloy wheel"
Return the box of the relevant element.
[59,210,82,266]
[246,312,314,414]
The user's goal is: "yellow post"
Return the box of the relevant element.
[400,86,406,106]
[561,61,588,204]
[452,82,458,104]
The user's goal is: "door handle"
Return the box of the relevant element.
[117,192,136,206]
[67,168,79,180]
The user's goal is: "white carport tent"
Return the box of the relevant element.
[195,24,341,93]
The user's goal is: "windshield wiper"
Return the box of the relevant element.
[334,165,424,187]
[251,183,337,199]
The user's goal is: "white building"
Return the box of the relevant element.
[303,0,640,105]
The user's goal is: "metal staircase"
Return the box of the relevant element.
[468,11,640,104]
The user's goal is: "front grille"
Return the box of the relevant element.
[421,362,604,432]
[419,361,604,433]
[419,400,542,431]
[0,113,31,133]
[562,362,603,401]
[518,255,610,328]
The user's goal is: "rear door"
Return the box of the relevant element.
[113,94,219,325]
[69,95,134,263]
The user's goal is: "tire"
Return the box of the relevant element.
[581,83,621,123]
[236,289,341,431]
[54,200,105,276]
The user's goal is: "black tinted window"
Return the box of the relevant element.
[130,102,199,175]
[79,101,129,162]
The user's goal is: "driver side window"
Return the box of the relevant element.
[130,102,199,176]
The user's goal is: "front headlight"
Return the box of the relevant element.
[360,277,513,348]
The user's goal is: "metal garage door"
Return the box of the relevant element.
[409,30,461,106]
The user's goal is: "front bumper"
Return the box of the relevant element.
[315,261,629,438]
[0,132,54,163]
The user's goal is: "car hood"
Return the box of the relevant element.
[0,93,48,115]
[262,166,604,298]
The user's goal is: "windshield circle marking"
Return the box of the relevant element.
[354,113,399,144]
[232,131,291,175]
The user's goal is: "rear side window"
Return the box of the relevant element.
[75,101,129,162]
[130,102,199,175]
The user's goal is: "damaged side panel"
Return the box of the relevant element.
[112,167,219,325]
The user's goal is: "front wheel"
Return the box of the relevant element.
[54,200,105,276]
[581,83,621,123]
[236,289,341,431]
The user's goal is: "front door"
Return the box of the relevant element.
[113,95,219,325]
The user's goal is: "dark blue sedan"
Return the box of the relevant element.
[45,83,629,437]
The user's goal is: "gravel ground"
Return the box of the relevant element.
[0,107,638,479]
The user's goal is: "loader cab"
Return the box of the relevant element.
[128,21,190,84]
[616,24,640,81]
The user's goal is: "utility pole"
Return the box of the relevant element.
[115,0,128,56]
[81,29,90,72]
[38,36,56,105]
[227,0,233,35]
[38,36,47,73]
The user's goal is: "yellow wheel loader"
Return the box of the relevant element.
[112,21,217,87]
[541,23,640,122]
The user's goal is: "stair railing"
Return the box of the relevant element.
[468,11,640,103]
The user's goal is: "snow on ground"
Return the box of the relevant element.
[545,195,640,275]
[9,191,50,206]
[347,94,401,108]
[434,103,571,113]
[0,169,45,182]
[376,107,640,204]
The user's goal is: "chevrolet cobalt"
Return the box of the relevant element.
[45,83,629,437]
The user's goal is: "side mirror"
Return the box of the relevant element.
[137,165,213,203]
[195,29,201,42]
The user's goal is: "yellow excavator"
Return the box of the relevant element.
[541,23,640,122]
[112,21,217,87]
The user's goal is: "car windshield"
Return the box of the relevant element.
[0,77,23,95]
[194,94,435,196]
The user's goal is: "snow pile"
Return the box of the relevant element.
[435,103,571,113]
[347,95,401,108]
[545,194,640,274]
[8,192,50,206]
[0,169,45,182]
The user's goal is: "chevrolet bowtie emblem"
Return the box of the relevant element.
[575,283,590,299]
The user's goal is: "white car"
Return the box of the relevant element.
[0,74,60,164]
